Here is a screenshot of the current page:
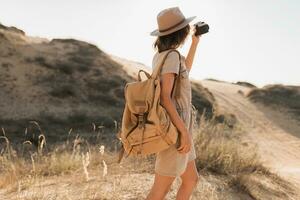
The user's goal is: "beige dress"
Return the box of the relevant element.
[152,50,197,177]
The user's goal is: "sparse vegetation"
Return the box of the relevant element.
[49,84,76,98]
[213,112,238,128]
[0,34,131,144]
[195,115,265,175]
[204,78,226,83]
[194,114,296,199]
[247,84,300,119]
[191,82,217,120]
[0,23,25,35]
[0,115,296,199]
[235,81,257,88]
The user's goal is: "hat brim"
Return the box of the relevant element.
[150,16,196,36]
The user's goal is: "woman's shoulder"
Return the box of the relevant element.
[152,50,185,71]
[154,50,184,61]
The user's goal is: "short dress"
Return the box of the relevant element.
[152,50,197,177]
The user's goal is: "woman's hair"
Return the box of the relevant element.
[153,24,190,53]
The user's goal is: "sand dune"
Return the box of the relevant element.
[201,79,300,189]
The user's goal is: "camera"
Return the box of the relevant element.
[194,21,209,36]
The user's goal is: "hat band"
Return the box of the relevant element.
[159,18,186,33]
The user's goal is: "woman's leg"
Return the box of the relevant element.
[176,159,199,200]
[146,172,176,200]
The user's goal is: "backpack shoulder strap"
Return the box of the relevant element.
[151,49,181,99]
[151,49,181,80]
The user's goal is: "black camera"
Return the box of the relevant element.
[194,22,209,36]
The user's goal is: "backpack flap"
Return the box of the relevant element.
[124,78,155,114]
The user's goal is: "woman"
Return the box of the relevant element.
[146,7,201,200]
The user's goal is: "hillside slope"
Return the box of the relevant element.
[0,24,133,137]
[201,79,300,189]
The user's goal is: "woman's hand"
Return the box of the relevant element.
[191,25,201,45]
[177,129,192,154]
[192,33,200,45]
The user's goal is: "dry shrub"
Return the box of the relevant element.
[37,151,82,176]
[194,114,297,199]
[194,116,266,175]
[0,156,26,188]
[246,84,300,119]
[0,151,81,189]
[235,81,257,88]
[0,124,90,189]
[191,81,217,120]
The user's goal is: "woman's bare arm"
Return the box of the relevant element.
[160,73,187,134]
[160,73,191,154]
[185,33,200,72]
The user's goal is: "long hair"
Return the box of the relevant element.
[153,24,190,53]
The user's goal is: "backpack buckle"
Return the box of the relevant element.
[137,113,147,129]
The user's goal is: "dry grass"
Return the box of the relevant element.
[0,117,297,199]
[194,114,297,200]
[194,115,265,175]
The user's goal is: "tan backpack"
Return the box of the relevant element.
[117,49,182,163]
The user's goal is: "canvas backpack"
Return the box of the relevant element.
[117,49,182,163]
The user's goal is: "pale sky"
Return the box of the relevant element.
[1,0,299,87]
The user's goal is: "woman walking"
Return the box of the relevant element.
[146,7,201,200]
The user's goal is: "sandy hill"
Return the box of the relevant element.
[200,79,300,190]
[0,23,134,144]
[0,23,216,145]
[247,84,300,121]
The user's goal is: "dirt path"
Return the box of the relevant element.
[200,80,300,190]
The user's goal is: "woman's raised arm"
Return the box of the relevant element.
[185,29,200,72]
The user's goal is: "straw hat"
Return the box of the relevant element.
[150,7,196,36]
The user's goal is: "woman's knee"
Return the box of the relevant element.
[182,174,200,188]
[149,173,176,197]
[147,179,174,200]
[160,178,174,191]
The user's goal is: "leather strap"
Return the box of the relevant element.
[152,49,181,99]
